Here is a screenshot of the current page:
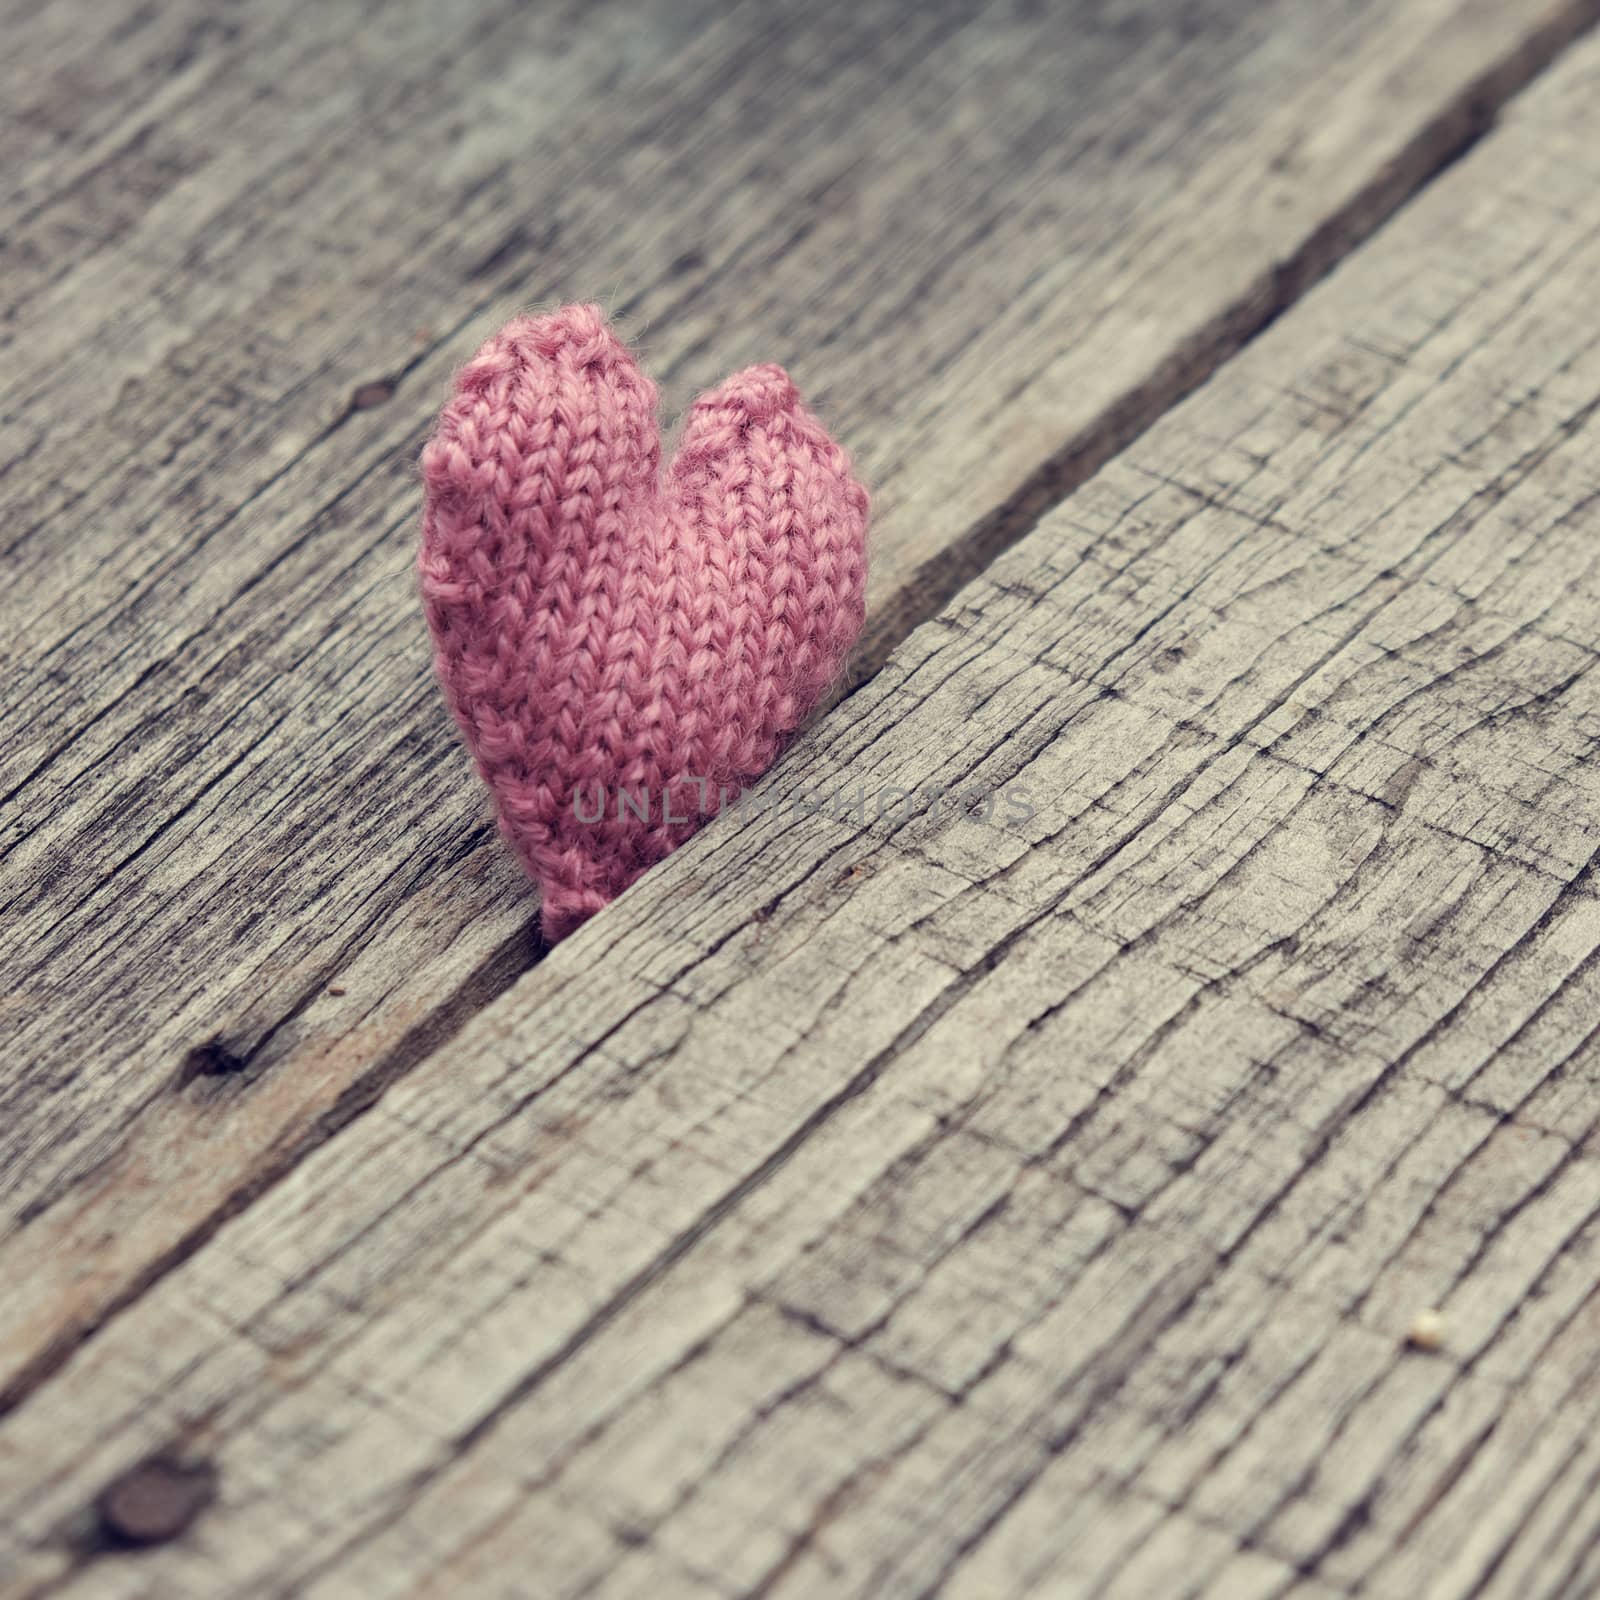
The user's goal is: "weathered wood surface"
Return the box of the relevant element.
[6,19,1600,1600]
[5,0,1592,1423]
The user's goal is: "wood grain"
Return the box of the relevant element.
[6,21,1600,1600]
[6,0,1598,1421]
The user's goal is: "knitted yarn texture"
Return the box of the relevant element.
[419,304,870,943]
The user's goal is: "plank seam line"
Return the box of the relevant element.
[6,0,1600,1475]
[0,913,533,1419]
[852,0,1600,684]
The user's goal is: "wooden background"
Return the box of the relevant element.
[4,0,1600,1595]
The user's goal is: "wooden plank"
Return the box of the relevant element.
[6,23,1600,1600]
[0,0,1595,1431]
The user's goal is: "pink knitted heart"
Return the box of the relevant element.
[418,304,869,943]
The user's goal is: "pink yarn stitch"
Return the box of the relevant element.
[418,304,869,943]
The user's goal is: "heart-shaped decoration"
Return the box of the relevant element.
[418,304,869,943]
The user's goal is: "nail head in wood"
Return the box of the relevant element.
[174,1037,247,1090]
[350,378,394,410]
[96,1457,217,1546]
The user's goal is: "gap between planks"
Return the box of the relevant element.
[5,18,1600,1600]
[3,0,1600,1471]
